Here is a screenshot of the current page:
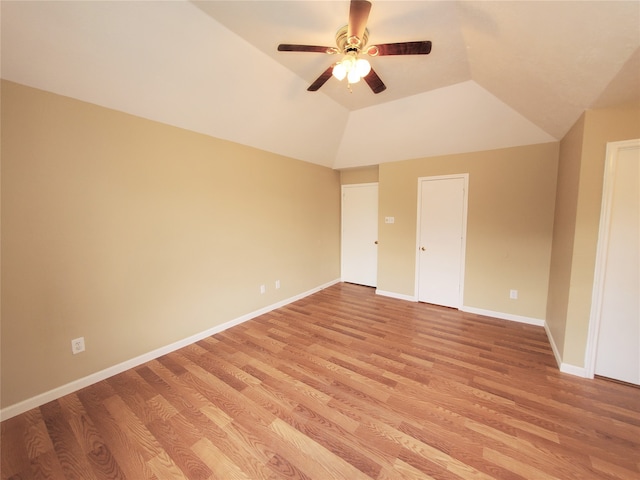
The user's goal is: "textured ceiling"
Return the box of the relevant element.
[2,1,639,169]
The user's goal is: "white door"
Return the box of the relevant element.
[416,175,468,308]
[341,183,378,287]
[593,140,640,385]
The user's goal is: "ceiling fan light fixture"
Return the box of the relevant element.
[333,62,347,80]
[347,68,361,84]
[342,54,357,70]
[278,0,431,94]
[332,54,369,84]
[333,54,353,80]
[356,58,371,77]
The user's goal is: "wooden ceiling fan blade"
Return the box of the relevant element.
[347,0,372,44]
[307,66,335,91]
[278,44,335,53]
[369,41,432,56]
[364,68,386,94]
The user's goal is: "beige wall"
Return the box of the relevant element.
[557,106,640,367]
[1,81,341,408]
[377,143,559,319]
[546,115,585,357]
[4,77,636,410]
[340,166,379,185]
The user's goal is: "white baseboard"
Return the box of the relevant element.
[0,278,340,421]
[460,306,545,327]
[365,297,588,379]
[544,321,563,369]
[464,307,588,378]
[372,297,590,379]
[559,363,588,378]
[543,320,587,378]
[375,289,417,302]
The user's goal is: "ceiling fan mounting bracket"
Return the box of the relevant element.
[335,25,369,54]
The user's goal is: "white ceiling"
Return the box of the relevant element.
[2,1,639,169]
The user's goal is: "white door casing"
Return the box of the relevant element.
[587,139,640,384]
[341,183,378,287]
[415,174,468,308]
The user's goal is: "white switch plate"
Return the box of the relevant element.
[510,289,518,299]
[260,285,266,294]
[385,216,395,224]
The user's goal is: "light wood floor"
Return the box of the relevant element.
[2,282,639,479]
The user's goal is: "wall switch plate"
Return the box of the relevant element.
[260,285,266,294]
[385,216,395,224]
[510,289,518,300]
[275,280,280,289]
[71,337,85,355]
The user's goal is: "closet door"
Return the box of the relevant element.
[341,183,378,287]
[416,175,468,308]
[594,140,639,385]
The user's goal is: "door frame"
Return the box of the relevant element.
[585,138,640,379]
[414,173,469,306]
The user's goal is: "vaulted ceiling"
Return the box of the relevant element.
[2,1,639,169]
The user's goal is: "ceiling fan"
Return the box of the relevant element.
[277,0,432,94]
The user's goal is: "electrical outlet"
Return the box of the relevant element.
[260,284,266,294]
[71,337,85,355]
[510,289,518,300]
[275,280,280,289]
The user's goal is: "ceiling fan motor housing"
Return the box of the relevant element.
[336,25,369,53]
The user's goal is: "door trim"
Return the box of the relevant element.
[585,138,640,379]
[414,173,469,306]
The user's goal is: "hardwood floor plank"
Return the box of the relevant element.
[101,395,163,464]
[379,458,439,480]
[1,415,31,479]
[466,419,609,479]
[483,448,558,480]
[145,419,212,480]
[266,453,312,480]
[589,455,640,480]
[243,378,398,476]
[57,394,128,480]
[147,450,190,480]
[288,407,383,477]
[396,448,468,480]
[370,417,495,480]
[40,400,99,480]
[268,418,371,480]
[212,418,283,479]
[188,415,270,479]
[77,388,156,479]
[3,283,639,480]
[196,401,234,429]
[17,409,55,465]
[191,437,252,480]
[27,449,67,479]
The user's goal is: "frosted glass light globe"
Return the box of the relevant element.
[356,59,371,77]
[333,62,347,80]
